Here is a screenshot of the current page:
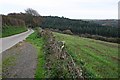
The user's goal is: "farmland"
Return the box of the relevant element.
[53,32,119,78]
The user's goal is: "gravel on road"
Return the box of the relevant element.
[2,41,37,78]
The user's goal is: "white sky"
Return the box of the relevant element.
[0,0,119,19]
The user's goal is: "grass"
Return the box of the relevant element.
[26,31,46,78]
[2,25,27,37]
[3,56,16,68]
[53,32,119,78]
[2,55,16,78]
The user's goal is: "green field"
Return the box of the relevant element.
[53,32,119,78]
[2,25,27,37]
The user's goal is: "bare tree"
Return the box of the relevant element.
[25,8,40,16]
[24,8,42,28]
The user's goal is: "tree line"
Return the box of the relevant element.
[41,16,118,38]
[2,8,42,28]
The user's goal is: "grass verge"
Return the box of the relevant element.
[2,25,27,37]
[2,55,16,78]
[53,32,119,78]
[26,31,45,78]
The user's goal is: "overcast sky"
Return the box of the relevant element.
[0,0,119,19]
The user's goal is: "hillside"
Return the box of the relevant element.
[2,15,27,37]
[1,11,43,37]
[41,16,118,38]
[84,19,118,27]
[53,32,119,78]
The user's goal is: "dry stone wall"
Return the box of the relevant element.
[39,29,84,79]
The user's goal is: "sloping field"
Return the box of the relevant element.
[53,32,119,78]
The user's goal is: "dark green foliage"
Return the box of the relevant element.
[41,16,118,38]
[90,19,118,27]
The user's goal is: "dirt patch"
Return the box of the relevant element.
[111,56,120,62]
[2,41,37,78]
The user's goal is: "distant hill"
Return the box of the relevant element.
[83,19,118,27]
[41,16,118,37]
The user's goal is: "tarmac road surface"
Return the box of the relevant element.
[0,29,34,53]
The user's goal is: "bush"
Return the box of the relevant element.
[80,34,118,43]
[63,30,73,35]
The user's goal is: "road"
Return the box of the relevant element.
[0,29,34,53]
